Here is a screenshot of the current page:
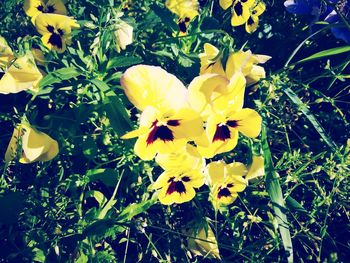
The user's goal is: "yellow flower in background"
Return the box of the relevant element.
[245,2,266,33]
[246,155,265,180]
[188,71,245,120]
[0,36,14,67]
[151,145,205,205]
[0,52,43,94]
[35,13,80,53]
[121,65,189,112]
[166,0,199,34]
[5,124,59,164]
[207,161,247,206]
[226,49,271,85]
[199,43,225,76]
[24,0,67,23]
[122,106,204,160]
[187,224,221,259]
[219,0,255,26]
[113,20,133,53]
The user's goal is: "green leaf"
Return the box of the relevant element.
[117,197,156,222]
[262,126,293,263]
[90,79,132,137]
[296,46,350,64]
[285,196,312,217]
[39,67,82,89]
[283,87,336,151]
[150,3,178,32]
[106,56,143,70]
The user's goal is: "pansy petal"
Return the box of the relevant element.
[246,155,265,180]
[121,65,188,111]
[219,0,233,10]
[226,162,248,176]
[229,108,262,138]
[207,161,226,184]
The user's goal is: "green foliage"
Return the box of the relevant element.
[0,0,349,262]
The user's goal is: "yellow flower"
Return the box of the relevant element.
[5,124,59,164]
[35,13,80,53]
[24,0,67,23]
[187,224,221,259]
[151,145,205,205]
[166,0,199,34]
[122,106,204,160]
[198,43,225,76]
[246,155,265,180]
[0,52,43,94]
[207,161,247,206]
[113,20,133,53]
[226,49,271,85]
[188,71,245,120]
[219,0,255,26]
[0,36,14,67]
[156,144,204,171]
[121,65,189,112]
[245,2,266,33]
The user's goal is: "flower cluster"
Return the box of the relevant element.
[121,43,269,207]
[219,0,266,33]
[284,0,350,43]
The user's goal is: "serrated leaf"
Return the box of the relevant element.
[106,56,143,70]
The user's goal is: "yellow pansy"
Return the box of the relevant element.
[196,107,262,158]
[188,71,245,120]
[156,144,204,171]
[151,145,205,205]
[199,43,225,76]
[187,224,221,259]
[0,52,43,94]
[5,124,59,164]
[0,36,14,67]
[122,106,204,160]
[245,2,266,33]
[207,161,247,206]
[120,65,189,112]
[166,0,199,34]
[24,0,67,23]
[35,13,80,53]
[219,0,255,26]
[113,20,133,53]
[246,155,265,180]
[226,49,271,85]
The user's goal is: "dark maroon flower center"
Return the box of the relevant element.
[37,4,55,13]
[146,120,180,145]
[234,2,243,16]
[166,176,190,195]
[217,187,231,199]
[212,120,239,142]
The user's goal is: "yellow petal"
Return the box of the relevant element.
[246,155,265,180]
[155,144,204,170]
[0,53,43,94]
[188,73,230,119]
[158,183,196,205]
[166,0,199,20]
[246,65,266,85]
[20,124,59,163]
[24,0,67,21]
[226,50,254,79]
[245,15,259,34]
[0,36,14,67]
[226,175,247,192]
[231,1,251,26]
[199,43,225,76]
[188,225,221,259]
[253,1,266,16]
[207,161,226,184]
[121,65,188,111]
[226,162,248,176]
[219,0,233,10]
[170,108,204,140]
[229,108,262,138]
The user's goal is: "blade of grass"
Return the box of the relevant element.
[262,125,293,263]
[283,86,337,151]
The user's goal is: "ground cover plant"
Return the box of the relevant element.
[0,0,349,262]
